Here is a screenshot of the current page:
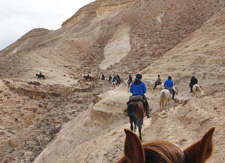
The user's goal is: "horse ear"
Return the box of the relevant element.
[184,127,215,163]
[123,129,145,163]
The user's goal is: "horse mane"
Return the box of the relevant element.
[143,141,184,163]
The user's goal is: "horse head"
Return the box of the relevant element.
[174,86,178,95]
[117,127,215,163]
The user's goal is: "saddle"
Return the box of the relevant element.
[129,95,143,101]
[165,87,174,94]
[127,95,145,105]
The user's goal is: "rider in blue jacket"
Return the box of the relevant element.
[164,76,175,99]
[130,73,150,118]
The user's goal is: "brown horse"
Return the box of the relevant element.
[117,127,215,163]
[83,75,94,81]
[117,78,121,85]
[36,72,45,79]
[127,101,145,141]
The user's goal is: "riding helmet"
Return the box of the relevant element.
[136,73,142,79]
[168,76,172,79]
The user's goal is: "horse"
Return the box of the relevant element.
[192,84,204,97]
[36,73,45,79]
[159,86,178,112]
[154,82,164,91]
[146,80,164,91]
[117,127,215,163]
[83,75,94,81]
[126,100,145,141]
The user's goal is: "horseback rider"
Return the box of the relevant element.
[109,75,112,81]
[117,74,121,80]
[130,73,151,118]
[112,75,117,83]
[116,74,121,85]
[189,76,198,93]
[128,74,132,85]
[153,75,162,89]
[102,74,105,80]
[129,74,132,81]
[164,76,175,100]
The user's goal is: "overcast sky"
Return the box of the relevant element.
[0,0,95,51]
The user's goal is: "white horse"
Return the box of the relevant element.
[154,82,164,90]
[192,84,204,97]
[159,87,178,112]
[146,80,164,91]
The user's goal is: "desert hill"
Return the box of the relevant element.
[0,0,225,162]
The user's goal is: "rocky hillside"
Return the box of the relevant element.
[0,0,225,162]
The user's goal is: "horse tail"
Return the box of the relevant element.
[198,85,204,95]
[127,103,141,126]
[160,91,166,111]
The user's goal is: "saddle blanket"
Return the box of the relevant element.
[129,95,143,101]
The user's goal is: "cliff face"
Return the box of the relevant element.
[61,1,100,27]
[61,0,133,26]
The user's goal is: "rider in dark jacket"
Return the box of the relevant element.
[130,73,151,118]
[153,75,162,89]
[129,74,132,82]
[102,74,105,80]
[128,74,132,86]
[109,75,112,81]
[189,76,198,93]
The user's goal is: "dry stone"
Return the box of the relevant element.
[9,138,19,147]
